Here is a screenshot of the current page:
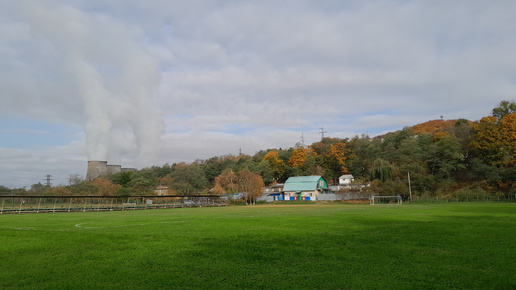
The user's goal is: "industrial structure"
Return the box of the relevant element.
[86,161,126,180]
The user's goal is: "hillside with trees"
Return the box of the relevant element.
[2,101,515,200]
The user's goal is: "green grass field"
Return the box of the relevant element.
[1,203,515,289]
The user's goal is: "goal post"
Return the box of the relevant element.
[370,195,403,205]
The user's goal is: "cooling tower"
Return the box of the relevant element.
[106,164,122,175]
[86,161,108,180]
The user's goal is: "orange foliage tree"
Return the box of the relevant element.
[236,169,264,205]
[289,147,308,167]
[323,142,349,180]
[411,119,460,134]
[214,168,238,193]
[329,143,347,169]
[499,113,516,165]
[211,183,226,195]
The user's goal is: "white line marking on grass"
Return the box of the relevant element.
[74,221,185,229]
[13,227,36,231]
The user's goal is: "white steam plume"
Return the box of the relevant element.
[24,4,164,167]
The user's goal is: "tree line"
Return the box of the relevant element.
[2,100,515,200]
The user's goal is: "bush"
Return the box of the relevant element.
[451,186,488,202]
[376,180,408,198]
[228,199,246,206]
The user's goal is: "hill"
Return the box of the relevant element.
[410,119,473,134]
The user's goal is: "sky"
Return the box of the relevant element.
[1,0,515,188]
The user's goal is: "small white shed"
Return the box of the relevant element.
[338,175,354,185]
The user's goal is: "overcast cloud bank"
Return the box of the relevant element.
[1,1,515,188]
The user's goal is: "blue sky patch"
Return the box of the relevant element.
[0,116,80,148]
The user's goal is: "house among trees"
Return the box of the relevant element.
[263,183,284,201]
[154,185,168,196]
[339,175,354,186]
[282,176,331,201]
[329,174,355,191]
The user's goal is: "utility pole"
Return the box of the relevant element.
[300,133,305,148]
[408,172,412,202]
[44,174,53,187]
[319,127,327,140]
[238,148,242,156]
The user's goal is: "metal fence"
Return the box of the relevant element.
[0,195,226,214]
[408,194,512,203]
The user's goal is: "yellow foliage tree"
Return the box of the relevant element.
[263,151,286,180]
[499,113,516,164]
[289,147,308,167]
[470,116,504,166]
[433,131,450,142]
[324,142,349,175]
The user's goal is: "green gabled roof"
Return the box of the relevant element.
[283,176,328,192]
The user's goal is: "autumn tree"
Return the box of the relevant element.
[323,142,349,182]
[470,116,504,166]
[289,147,308,167]
[263,151,286,181]
[158,175,175,187]
[310,137,341,156]
[211,183,226,195]
[214,168,238,193]
[94,178,122,196]
[499,113,516,165]
[236,169,264,205]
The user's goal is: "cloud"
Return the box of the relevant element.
[22,2,164,167]
[0,139,87,188]
[1,0,516,188]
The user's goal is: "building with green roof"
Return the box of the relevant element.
[282,176,331,201]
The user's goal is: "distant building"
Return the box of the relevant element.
[282,176,331,201]
[154,185,168,196]
[263,183,284,201]
[339,175,354,186]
